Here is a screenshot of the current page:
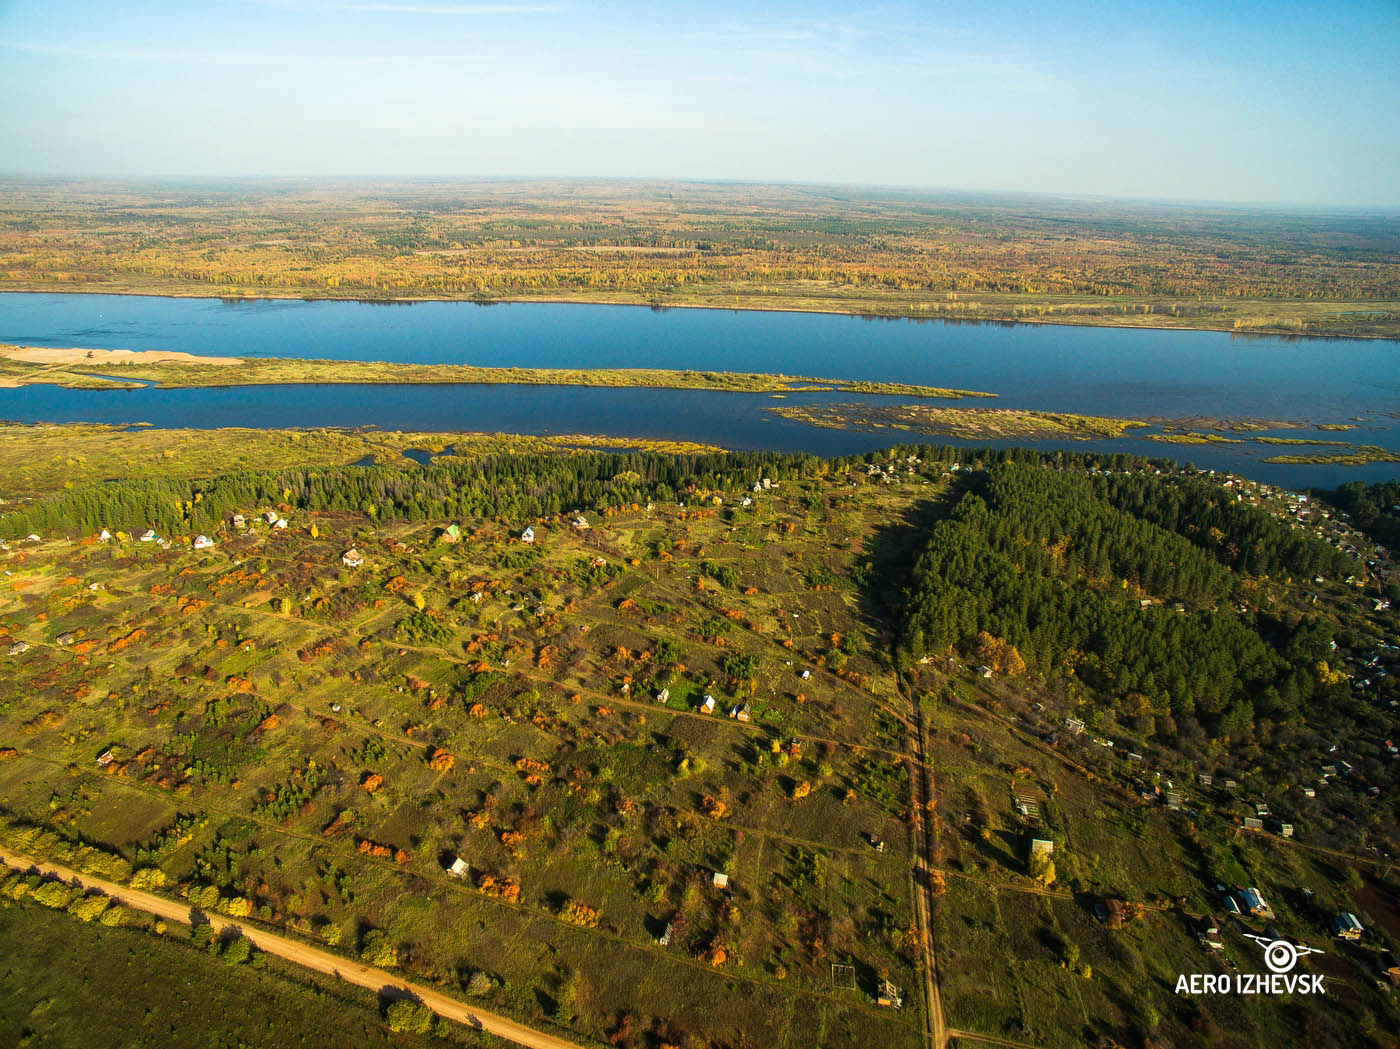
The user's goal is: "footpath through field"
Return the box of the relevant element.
[0,844,585,1049]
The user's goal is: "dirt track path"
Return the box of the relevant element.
[0,845,585,1049]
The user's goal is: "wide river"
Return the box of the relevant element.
[1,293,1396,487]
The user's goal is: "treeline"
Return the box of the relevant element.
[900,462,1358,740]
[0,440,1224,541]
[1,442,1178,540]
[1,450,823,537]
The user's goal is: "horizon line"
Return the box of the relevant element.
[1,171,1398,215]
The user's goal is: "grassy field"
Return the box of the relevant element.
[3,179,1399,339]
[0,891,494,1049]
[0,462,930,1049]
[0,433,1396,1048]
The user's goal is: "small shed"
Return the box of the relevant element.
[712,871,729,890]
[1241,887,1270,917]
[701,694,716,713]
[1094,898,1127,929]
[1332,912,1363,940]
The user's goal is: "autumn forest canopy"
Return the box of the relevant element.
[3,179,1399,337]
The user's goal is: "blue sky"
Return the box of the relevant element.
[1,0,1398,205]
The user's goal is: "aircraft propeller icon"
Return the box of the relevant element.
[1244,933,1324,974]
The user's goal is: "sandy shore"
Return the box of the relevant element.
[1,345,243,367]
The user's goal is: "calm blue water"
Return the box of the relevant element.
[1,293,1396,486]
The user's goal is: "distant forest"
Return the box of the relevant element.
[3,179,1398,336]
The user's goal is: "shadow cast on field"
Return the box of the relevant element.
[855,479,974,647]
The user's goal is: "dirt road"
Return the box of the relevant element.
[0,845,585,1049]
[899,676,948,1049]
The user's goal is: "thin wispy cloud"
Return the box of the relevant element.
[0,38,405,65]
[250,0,564,13]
